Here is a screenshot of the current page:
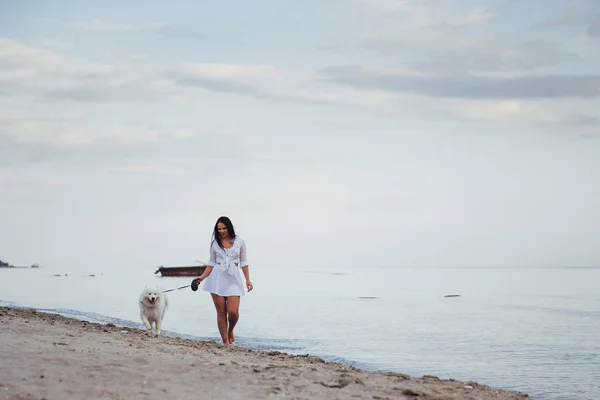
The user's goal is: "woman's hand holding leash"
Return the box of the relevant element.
[246,280,253,292]
[191,276,204,291]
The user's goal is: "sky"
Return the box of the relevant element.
[1,0,599,270]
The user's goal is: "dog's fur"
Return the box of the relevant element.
[138,286,168,336]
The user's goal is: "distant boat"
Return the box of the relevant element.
[154,265,207,277]
[31,263,40,268]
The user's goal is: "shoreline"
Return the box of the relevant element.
[0,306,530,399]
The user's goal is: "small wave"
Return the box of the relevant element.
[3,304,216,341]
[2,303,320,355]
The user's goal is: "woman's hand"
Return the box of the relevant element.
[246,280,254,292]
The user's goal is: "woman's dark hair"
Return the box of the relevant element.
[212,216,236,249]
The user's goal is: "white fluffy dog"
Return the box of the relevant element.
[138,286,168,336]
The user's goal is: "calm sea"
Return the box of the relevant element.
[1,265,598,400]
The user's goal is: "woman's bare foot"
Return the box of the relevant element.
[228,330,235,344]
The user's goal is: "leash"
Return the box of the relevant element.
[161,279,201,293]
[162,285,189,293]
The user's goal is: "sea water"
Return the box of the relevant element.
[0,265,598,400]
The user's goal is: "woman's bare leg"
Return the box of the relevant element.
[226,296,240,344]
[211,293,229,346]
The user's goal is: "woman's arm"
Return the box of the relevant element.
[195,265,213,282]
[195,243,216,282]
[240,241,253,291]
[241,266,253,291]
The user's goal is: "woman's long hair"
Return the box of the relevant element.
[211,216,236,249]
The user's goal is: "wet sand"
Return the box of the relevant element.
[0,306,529,399]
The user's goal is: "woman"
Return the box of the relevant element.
[193,216,253,347]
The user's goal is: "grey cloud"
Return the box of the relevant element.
[166,72,265,98]
[1,81,147,103]
[41,18,202,39]
[319,66,600,100]
[165,70,383,109]
[588,18,600,36]
[41,86,144,103]
[167,71,335,107]
[1,68,164,104]
[345,1,581,72]
[531,6,600,37]
[532,8,586,30]
[564,114,600,126]
[363,38,578,72]
[147,24,202,39]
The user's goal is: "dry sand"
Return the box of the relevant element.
[0,306,530,400]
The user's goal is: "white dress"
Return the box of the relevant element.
[202,236,248,297]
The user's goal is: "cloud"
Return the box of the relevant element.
[107,164,188,177]
[411,40,578,72]
[532,6,600,37]
[146,24,202,39]
[0,104,208,149]
[0,39,396,107]
[1,25,596,140]
[0,39,200,103]
[446,99,599,126]
[0,109,161,148]
[533,8,587,30]
[34,38,73,51]
[337,0,582,72]
[588,17,600,36]
[359,32,577,73]
[319,65,600,100]
[171,61,600,128]
[168,62,400,107]
[456,8,495,26]
[42,18,202,38]
[74,19,138,32]
[316,65,599,127]
[0,38,62,66]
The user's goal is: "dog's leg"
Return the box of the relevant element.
[156,299,167,336]
[156,317,162,336]
[157,306,167,336]
[141,314,152,333]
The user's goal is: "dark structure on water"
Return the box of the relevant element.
[154,265,207,277]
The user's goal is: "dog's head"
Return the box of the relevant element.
[141,288,161,306]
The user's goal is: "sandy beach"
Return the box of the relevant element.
[0,306,530,400]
